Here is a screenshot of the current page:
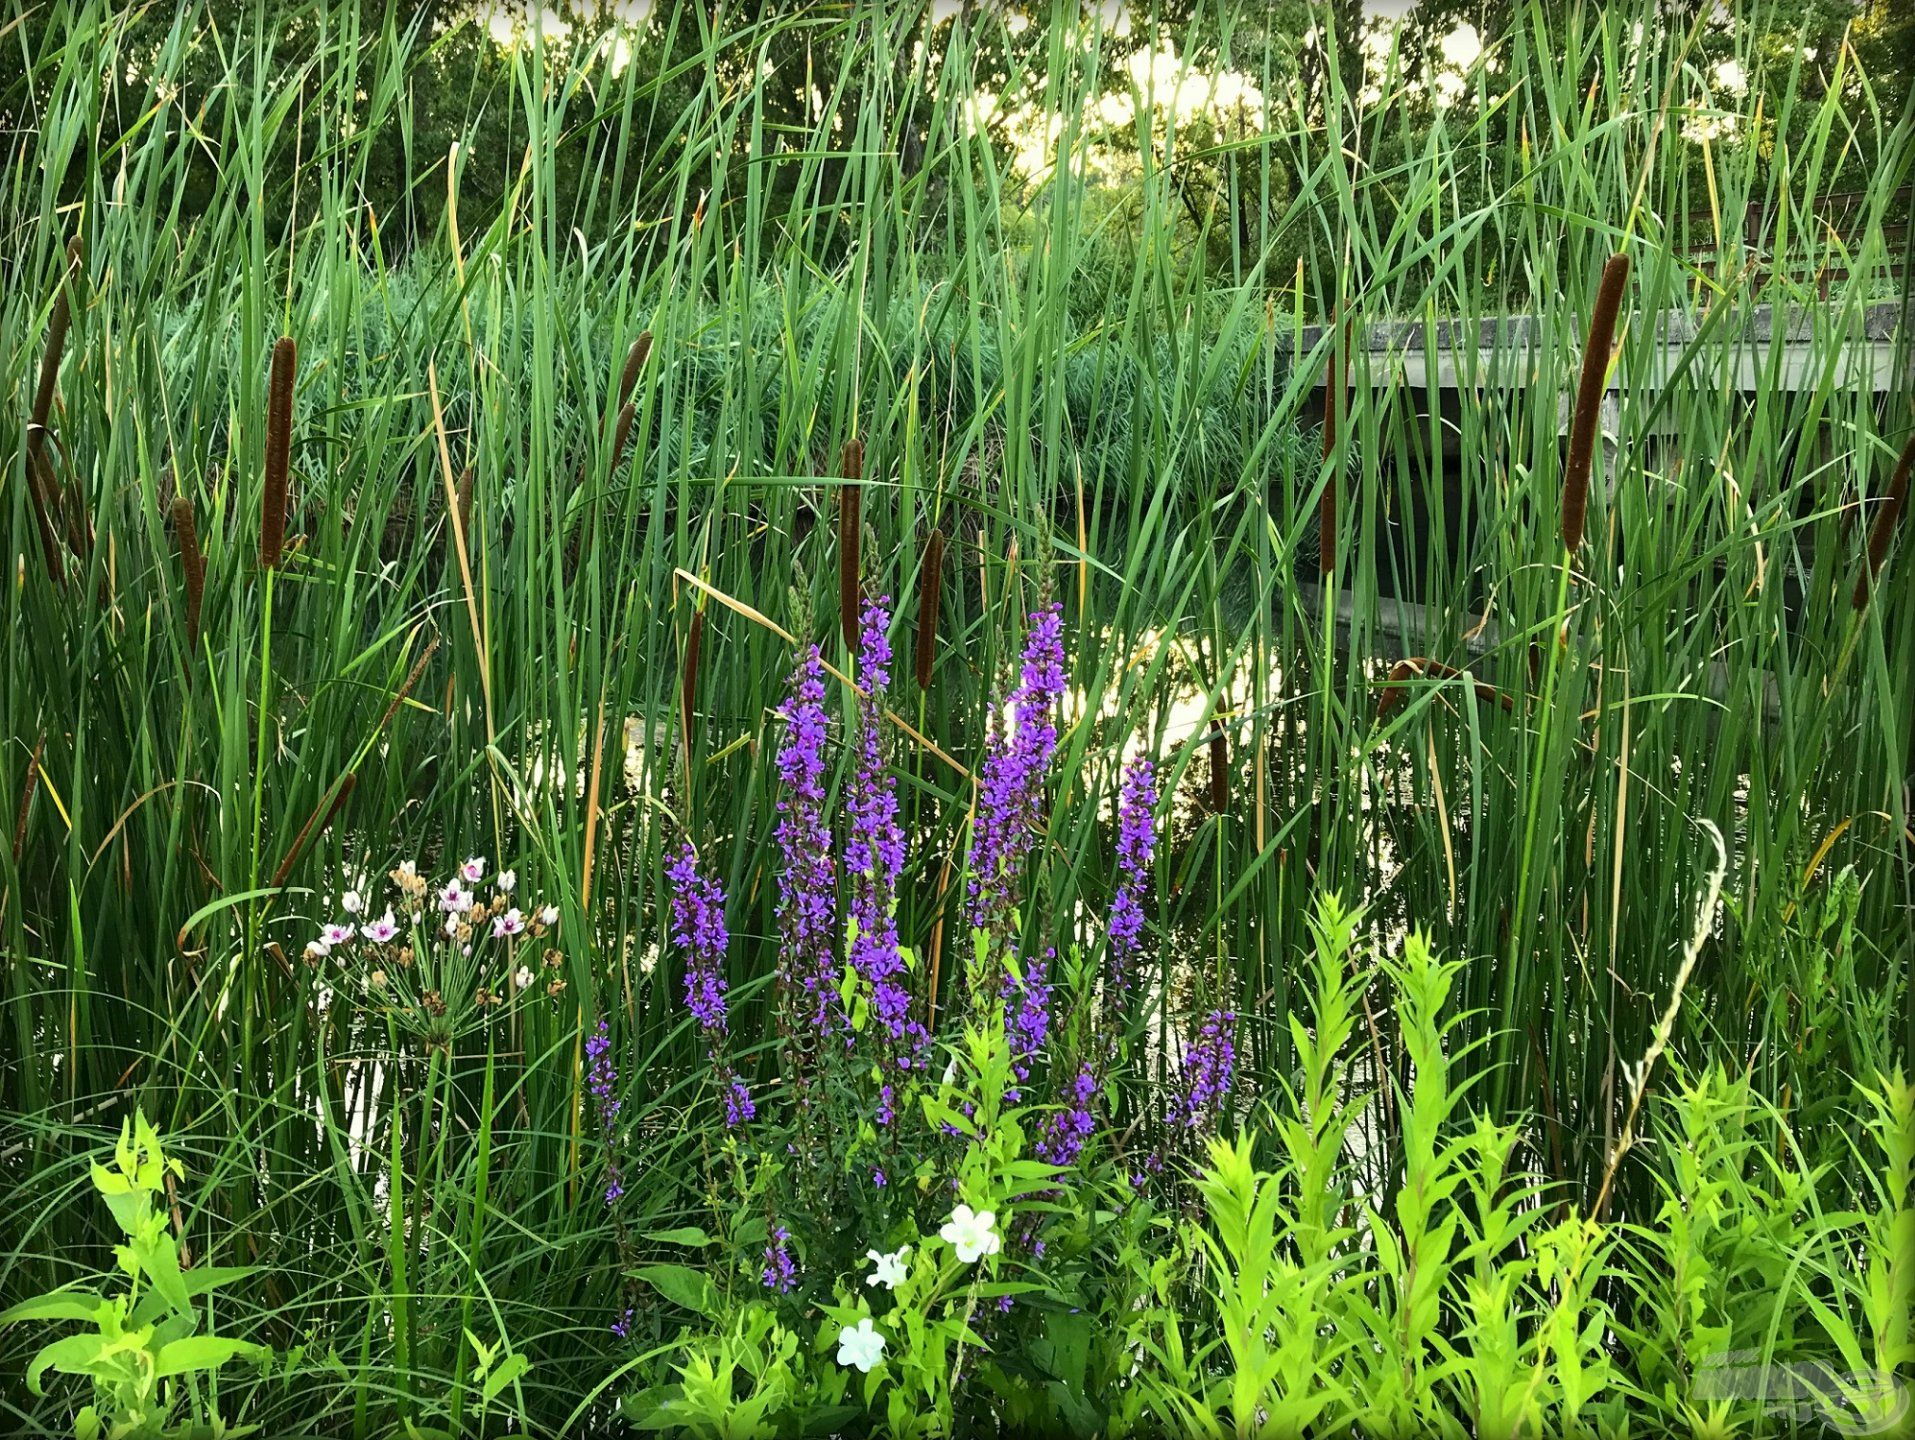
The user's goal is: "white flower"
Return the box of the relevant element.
[322,923,356,947]
[305,940,331,961]
[514,965,533,990]
[341,888,364,915]
[539,905,560,927]
[397,860,417,879]
[439,882,473,913]
[496,869,516,894]
[444,913,462,937]
[492,907,525,939]
[835,1318,886,1373]
[939,1204,1000,1264]
[940,1055,959,1086]
[460,856,486,884]
[360,909,399,945]
[864,1246,910,1290]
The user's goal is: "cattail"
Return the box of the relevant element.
[1853,429,1915,610]
[374,633,441,736]
[1376,657,1514,717]
[454,466,474,541]
[24,239,83,580]
[172,493,204,646]
[618,331,653,410]
[838,438,863,651]
[270,771,357,889]
[609,400,637,468]
[260,336,296,570]
[915,525,945,689]
[1562,254,1631,556]
[1319,327,1342,576]
[680,608,704,754]
[13,732,45,862]
[1208,726,1230,815]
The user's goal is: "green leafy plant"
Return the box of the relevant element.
[0,1111,269,1439]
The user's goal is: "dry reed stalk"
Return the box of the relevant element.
[1562,254,1631,556]
[172,493,204,645]
[1853,429,1915,609]
[270,771,357,888]
[1319,326,1342,576]
[839,439,863,650]
[259,336,296,569]
[1208,726,1230,815]
[915,526,944,689]
[1376,657,1514,717]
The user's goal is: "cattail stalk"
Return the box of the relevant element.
[260,336,296,569]
[915,526,945,689]
[1376,657,1515,717]
[1853,429,1915,609]
[1319,326,1342,577]
[373,633,442,737]
[25,239,83,580]
[838,439,863,651]
[1563,254,1631,556]
[172,493,204,646]
[1209,726,1230,815]
[270,771,357,889]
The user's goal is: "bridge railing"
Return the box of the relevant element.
[1675,187,1910,298]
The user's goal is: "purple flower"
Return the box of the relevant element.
[669,843,730,1034]
[966,603,1067,943]
[586,1019,624,1206]
[845,598,927,1084]
[762,1225,797,1292]
[1001,948,1052,1102]
[1035,1062,1098,1172]
[872,1168,887,1189]
[668,844,753,1129]
[775,646,839,1037]
[1106,758,1157,999]
[612,1307,635,1340]
[1176,1009,1237,1132]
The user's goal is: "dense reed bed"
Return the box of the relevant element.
[1,0,1910,1433]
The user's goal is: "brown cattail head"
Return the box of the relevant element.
[839,441,863,651]
[260,336,297,570]
[1854,429,1915,609]
[617,331,653,410]
[915,526,945,690]
[680,608,705,754]
[1562,253,1631,556]
[1208,726,1230,815]
[609,400,637,468]
[28,238,82,460]
[454,466,474,542]
[1319,327,1342,576]
[172,493,204,646]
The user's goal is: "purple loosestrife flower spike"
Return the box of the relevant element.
[845,597,927,1082]
[775,645,838,1037]
[668,843,754,1128]
[762,1226,797,1292]
[1177,1009,1238,1133]
[585,1019,625,1206]
[1106,758,1157,1001]
[966,603,1067,943]
[1000,947,1052,1102]
[1035,1062,1098,1172]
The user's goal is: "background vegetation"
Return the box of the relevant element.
[1,0,1909,1432]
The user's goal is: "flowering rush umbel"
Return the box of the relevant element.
[965,601,1066,943]
[774,644,838,1040]
[1105,757,1157,1003]
[845,597,927,1080]
[668,843,754,1127]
